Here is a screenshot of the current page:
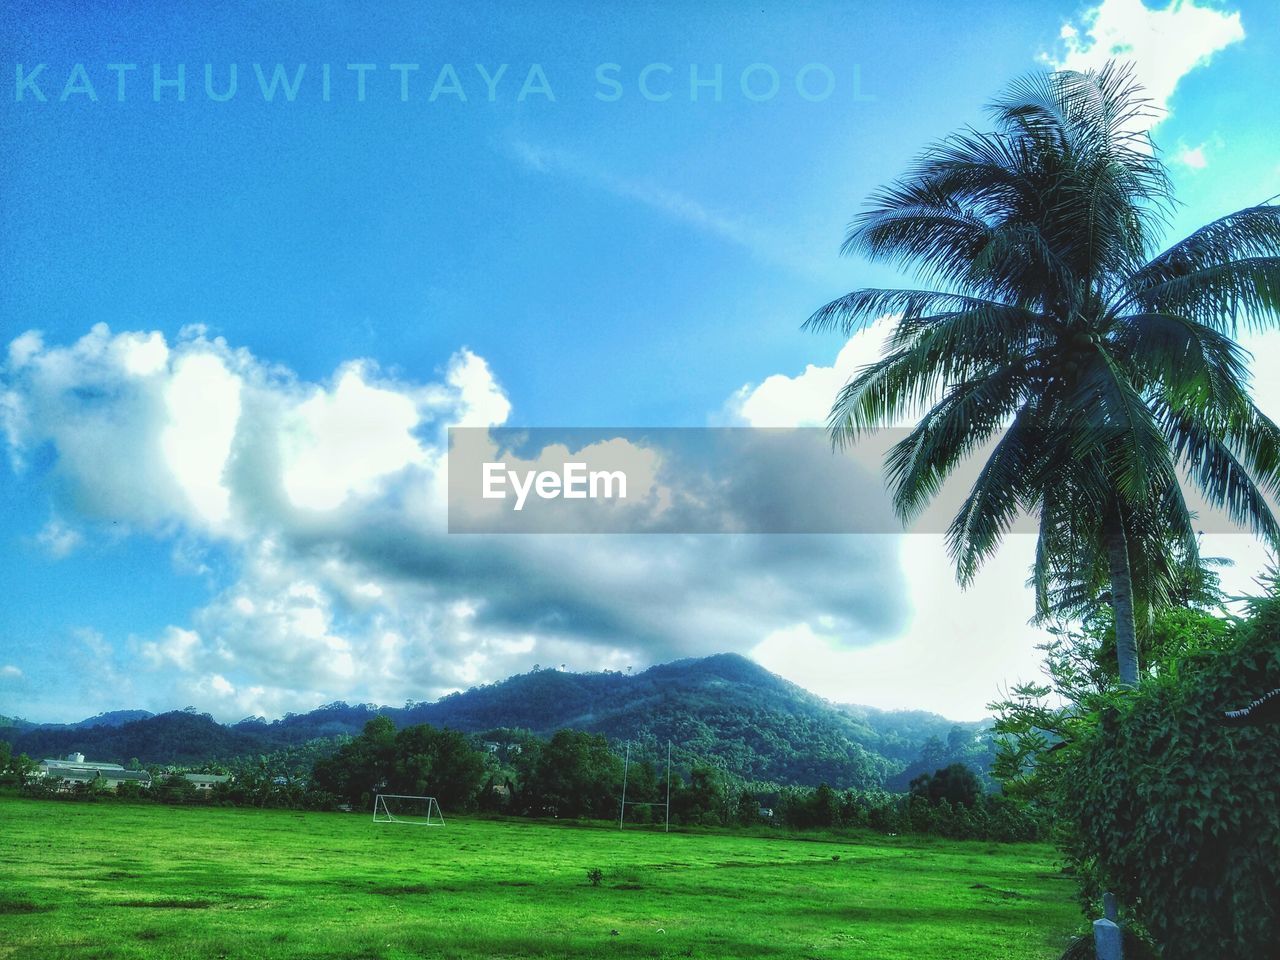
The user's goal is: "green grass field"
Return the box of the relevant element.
[0,796,1080,959]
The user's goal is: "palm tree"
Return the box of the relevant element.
[807,64,1280,686]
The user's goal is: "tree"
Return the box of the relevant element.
[390,725,487,812]
[6,752,36,786]
[807,63,1280,685]
[909,762,981,808]
[670,764,729,827]
[521,729,622,819]
[1054,579,1280,958]
[311,715,398,805]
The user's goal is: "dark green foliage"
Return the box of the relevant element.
[519,729,622,819]
[1059,611,1280,959]
[909,763,982,808]
[151,773,201,805]
[0,715,36,735]
[885,725,999,790]
[761,783,1043,842]
[2,752,36,786]
[311,716,488,812]
[390,725,488,811]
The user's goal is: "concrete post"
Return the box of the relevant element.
[1093,892,1123,960]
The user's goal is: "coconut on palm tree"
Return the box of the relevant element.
[808,63,1280,686]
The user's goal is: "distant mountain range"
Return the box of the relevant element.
[1,654,994,789]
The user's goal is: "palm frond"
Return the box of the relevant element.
[947,408,1041,585]
[1130,204,1280,290]
[885,366,1028,520]
[1125,257,1280,333]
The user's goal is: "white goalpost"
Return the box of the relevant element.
[618,740,673,832]
[372,793,445,826]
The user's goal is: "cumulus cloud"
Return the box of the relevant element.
[0,665,23,680]
[140,626,204,672]
[1045,0,1245,127]
[727,331,1052,717]
[4,325,909,720]
[725,319,896,428]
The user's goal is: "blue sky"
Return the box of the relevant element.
[3,0,1279,723]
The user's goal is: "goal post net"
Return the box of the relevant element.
[372,793,445,826]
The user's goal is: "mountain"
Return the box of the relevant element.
[5,655,994,789]
[10,709,263,764]
[70,709,155,729]
[0,715,37,735]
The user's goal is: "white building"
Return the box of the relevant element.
[36,755,152,791]
[182,773,231,791]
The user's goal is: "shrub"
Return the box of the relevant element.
[1060,615,1280,959]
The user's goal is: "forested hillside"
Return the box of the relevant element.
[5,654,993,789]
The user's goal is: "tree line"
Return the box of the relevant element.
[3,715,1042,843]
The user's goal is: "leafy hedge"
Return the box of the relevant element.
[1061,611,1280,958]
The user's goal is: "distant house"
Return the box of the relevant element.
[758,806,774,819]
[37,756,152,791]
[182,774,231,791]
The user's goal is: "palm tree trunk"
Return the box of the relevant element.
[1104,502,1140,687]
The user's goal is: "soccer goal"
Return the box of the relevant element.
[372,793,445,826]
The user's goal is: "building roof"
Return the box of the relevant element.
[41,764,151,782]
[182,774,230,784]
[40,759,125,772]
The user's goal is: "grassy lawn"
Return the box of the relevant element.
[0,796,1080,959]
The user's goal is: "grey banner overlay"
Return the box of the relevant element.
[448,427,1252,535]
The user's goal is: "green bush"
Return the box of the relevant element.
[1061,617,1280,959]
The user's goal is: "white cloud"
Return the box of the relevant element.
[1172,141,1210,170]
[447,349,512,428]
[1046,0,1245,126]
[8,331,44,368]
[731,331,1050,716]
[162,352,241,524]
[6,325,908,720]
[0,665,22,680]
[751,536,1048,719]
[36,518,83,558]
[14,316,1278,724]
[726,318,896,428]
[140,626,203,671]
[281,366,426,512]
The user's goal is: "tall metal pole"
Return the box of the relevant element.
[665,740,672,833]
[619,742,630,830]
